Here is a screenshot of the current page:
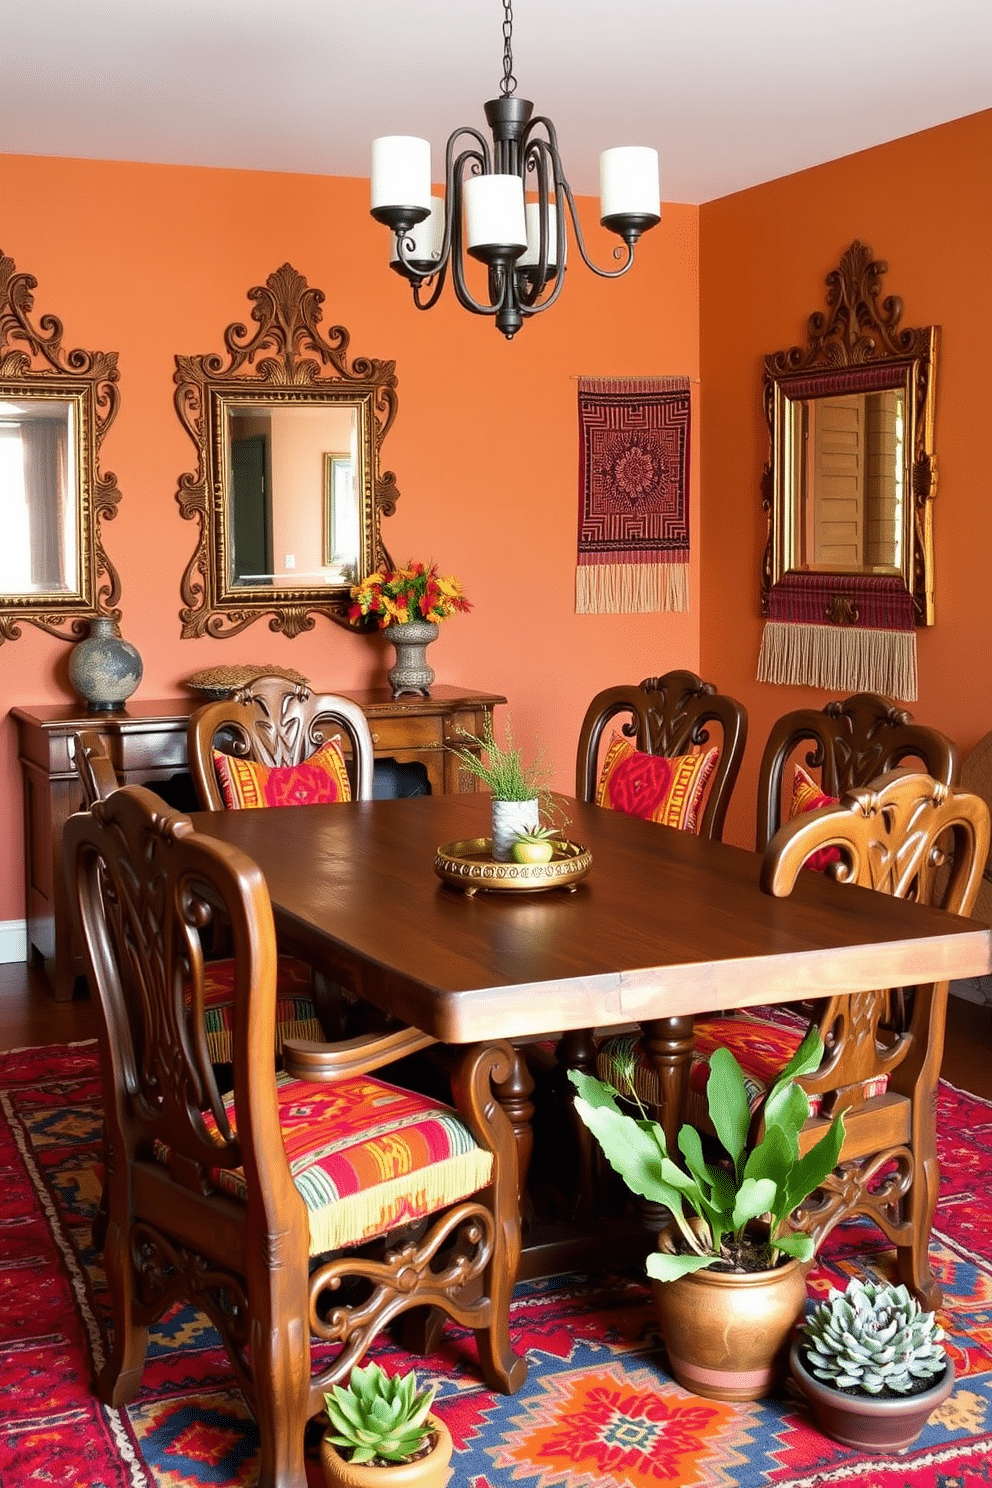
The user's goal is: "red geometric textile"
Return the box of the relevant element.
[577,376,690,613]
[4,1040,990,1488]
[595,734,718,834]
[597,1010,889,1126]
[766,572,916,632]
[158,1069,493,1253]
[200,955,322,1061]
[789,763,843,874]
[212,734,351,809]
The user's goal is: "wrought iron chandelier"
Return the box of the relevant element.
[370,1,661,339]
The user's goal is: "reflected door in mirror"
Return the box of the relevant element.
[788,388,906,574]
[226,402,360,590]
[0,397,79,596]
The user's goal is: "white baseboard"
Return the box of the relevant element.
[0,921,28,964]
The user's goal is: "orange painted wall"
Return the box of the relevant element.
[0,153,700,928]
[699,110,992,849]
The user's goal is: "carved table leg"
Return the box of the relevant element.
[493,1047,535,1220]
[640,1015,695,1156]
[555,1028,601,1219]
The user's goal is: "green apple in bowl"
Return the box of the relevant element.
[512,826,558,864]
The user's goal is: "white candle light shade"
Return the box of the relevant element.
[599,146,661,222]
[463,174,528,252]
[519,202,564,268]
[371,136,432,212]
[390,197,445,266]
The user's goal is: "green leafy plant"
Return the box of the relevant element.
[569,1026,846,1281]
[513,825,559,845]
[322,1362,437,1465]
[448,714,553,805]
[800,1277,947,1396]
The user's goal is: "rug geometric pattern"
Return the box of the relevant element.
[2,1040,991,1487]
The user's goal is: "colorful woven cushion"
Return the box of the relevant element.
[199,955,322,1064]
[213,736,351,810]
[162,1072,493,1255]
[595,1010,888,1130]
[594,734,719,834]
[789,763,842,873]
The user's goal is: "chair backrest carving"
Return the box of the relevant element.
[756,691,958,851]
[575,670,748,840]
[761,768,988,1112]
[73,729,120,807]
[188,674,375,808]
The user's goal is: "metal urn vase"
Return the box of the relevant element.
[383,619,438,699]
[68,615,143,712]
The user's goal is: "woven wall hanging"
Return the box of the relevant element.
[576,376,690,614]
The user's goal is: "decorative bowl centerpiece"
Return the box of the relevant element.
[434,836,591,895]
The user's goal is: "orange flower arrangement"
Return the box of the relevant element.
[349,561,471,628]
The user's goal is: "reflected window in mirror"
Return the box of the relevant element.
[0,250,123,645]
[758,242,938,702]
[175,264,399,639]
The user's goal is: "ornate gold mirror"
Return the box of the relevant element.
[758,242,938,700]
[0,249,122,646]
[175,263,399,638]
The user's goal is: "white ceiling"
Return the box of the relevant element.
[4,0,991,205]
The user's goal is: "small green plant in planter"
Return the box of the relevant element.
[449,715,563,862]
[568,1027,846,1399]
[790,1276,955,1451]
[320,1362,453,1486]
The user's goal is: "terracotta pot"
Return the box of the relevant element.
[651,1224,807,1401]
[319,1415,453,1488]
[790,1341,955,1452]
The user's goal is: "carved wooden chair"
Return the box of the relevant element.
[756,691,958,852]
[188,674,375,810]
[65,786,527,1488]
[575,670,749,842]
[598,769,989,1307]
[72,729,325,1063]
[530,674,748,1216]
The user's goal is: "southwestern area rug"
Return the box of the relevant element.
[3,1039,992,1488]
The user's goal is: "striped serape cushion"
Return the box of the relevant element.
[200,956,322,1063]
[594,734,719,834]
[160,1071,493,1255]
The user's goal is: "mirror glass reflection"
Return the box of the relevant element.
[0,397,79,597]
[784,387,906,575]
[224,401,360,590]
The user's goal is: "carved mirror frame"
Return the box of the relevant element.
[761,240,938,628]
[175,263,400,639]
[0,249,123,646]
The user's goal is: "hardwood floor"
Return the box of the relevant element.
[2,961,990,1097]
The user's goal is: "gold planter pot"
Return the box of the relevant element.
[652,1224,808,1401]
[320,1416,453,1488]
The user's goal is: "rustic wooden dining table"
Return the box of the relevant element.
[192,791,992,1276]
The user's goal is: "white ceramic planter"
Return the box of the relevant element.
[491,798,539,862]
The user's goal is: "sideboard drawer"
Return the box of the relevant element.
[367,715,444,752]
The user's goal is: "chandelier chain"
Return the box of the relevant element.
[500,0,517,97]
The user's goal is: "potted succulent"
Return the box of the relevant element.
[569,1027,846,1401]
[790,1276,955,1452]
[448,714,557,861]
[320,1361,453,1488]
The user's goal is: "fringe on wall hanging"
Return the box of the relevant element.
[757,573,918,701]
[576,376,690,614]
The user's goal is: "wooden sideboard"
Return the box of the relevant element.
[12,684,505,1001]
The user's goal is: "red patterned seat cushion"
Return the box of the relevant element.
[596,1010,888,1130]
[159,1072,493,1255]
[789,763,842,873]
[595,734,719,834]
[213,736,351,810]
[201,956,322,1063]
